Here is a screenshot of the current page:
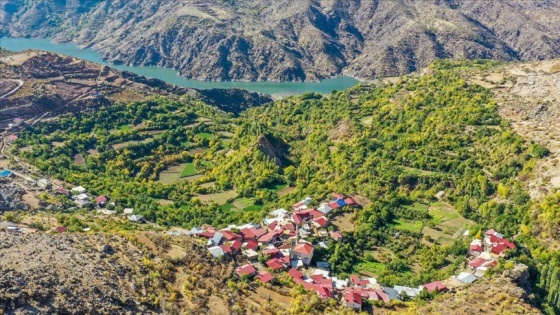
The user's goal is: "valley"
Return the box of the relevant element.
[3,48,560,313]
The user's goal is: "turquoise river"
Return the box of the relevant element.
[0,37,360,96]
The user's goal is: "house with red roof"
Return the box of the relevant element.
[235,264,257,277]
[262,247,281,257]
[293,242,314,266]
[332,193,345,199]
[344,292,362,310]
[422,281,447,293]
[330,230,343,241]
[245,239,259,250]
[6,134,18,144]
[469,257,497,269]
[230,240,242,252]
[257,270,275,283]
[344,197,358,207]
[316,286,333,299]
[258,230,282,245]
[96,195,108,206]
[484,229,516,256]
[266,258,286,270]
[220,230,241,241]
[312,216,328,229]
[288,268,304,279]
[469,239,483,256]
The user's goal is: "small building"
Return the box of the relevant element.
[242,249,259,260]
[55,188,70,197]
[292,242,314,266]
[75,199,91,208]
[208,246,225,258]
[317,203,333,215]
[422,281,447,293]
[235,264,257,278]
[469,239,483,256]
[454,272,479,284]
[71,186,87,194]
[288,268,304,280]
[330,230,343,241]
[51,226,67,233]
[37,178,51,189]
[344,292,362,311]
[123,208,134,215]
[96,196,108,206]
[128,215,144,223]
[257,270,275,283]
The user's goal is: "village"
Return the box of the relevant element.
[0,130,524,312]
[161,194,522,312]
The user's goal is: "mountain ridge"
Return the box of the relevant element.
[1,0,560,82]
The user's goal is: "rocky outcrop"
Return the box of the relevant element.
[2,0,560,82]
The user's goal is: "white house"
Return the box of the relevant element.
[37,178,51,189]
[292,242,314,266]
[72,186,87,194]
[123,208,134,215]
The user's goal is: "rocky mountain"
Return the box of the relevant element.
[1,0,560,82]
[0,50,272,129]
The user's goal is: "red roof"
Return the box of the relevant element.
[288,268,304,279]
[231,240,242,251]
[330,230,343,240]
[266,259,285,270]
[7,134,18,141]
[246,239,259,250]
[328,201,340,209]
[51,226,67,233]
[316,286,332,299]
[282,223,295,231]
[240,228,256,239]
[423,281,447,292]
[205,225,217,233]
[332,193,345,199]
[293,243,314,255]
[258,231,279,243]
[219,245,232,254]
[351,275,361,284]
[235,264,257,276]
[308,209,325,218]
[313,216,328,227]
[469,257,489,268]
[292,214,304,224]
[96,196,108,204]
[262,248,280,256]
[470,244,483,252]
[257,271,274,283]
[220,230,241,241]
[345,292,362,305]
[373,289,390,303]
[344,197,358,206]
[250,227,266,238]
[267,221,278,231]
[198,231,215,239]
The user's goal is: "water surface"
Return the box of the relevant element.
[0,37,360,96]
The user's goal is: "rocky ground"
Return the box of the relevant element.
[0,233,155,314]
[464,59,560,199]
[1,0,559,82]
[0,181,29,211]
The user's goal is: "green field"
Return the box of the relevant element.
[119,124,131,131]
[243,205,264,212]
[197,132,213,139]
[180,163,197,177]
[393,218,423,233]
[354,261,386,275]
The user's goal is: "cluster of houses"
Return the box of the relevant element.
[177,193,518,312]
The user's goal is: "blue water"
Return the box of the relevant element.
[0,37,360,96]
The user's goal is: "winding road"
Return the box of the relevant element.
[0,79,24,99]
